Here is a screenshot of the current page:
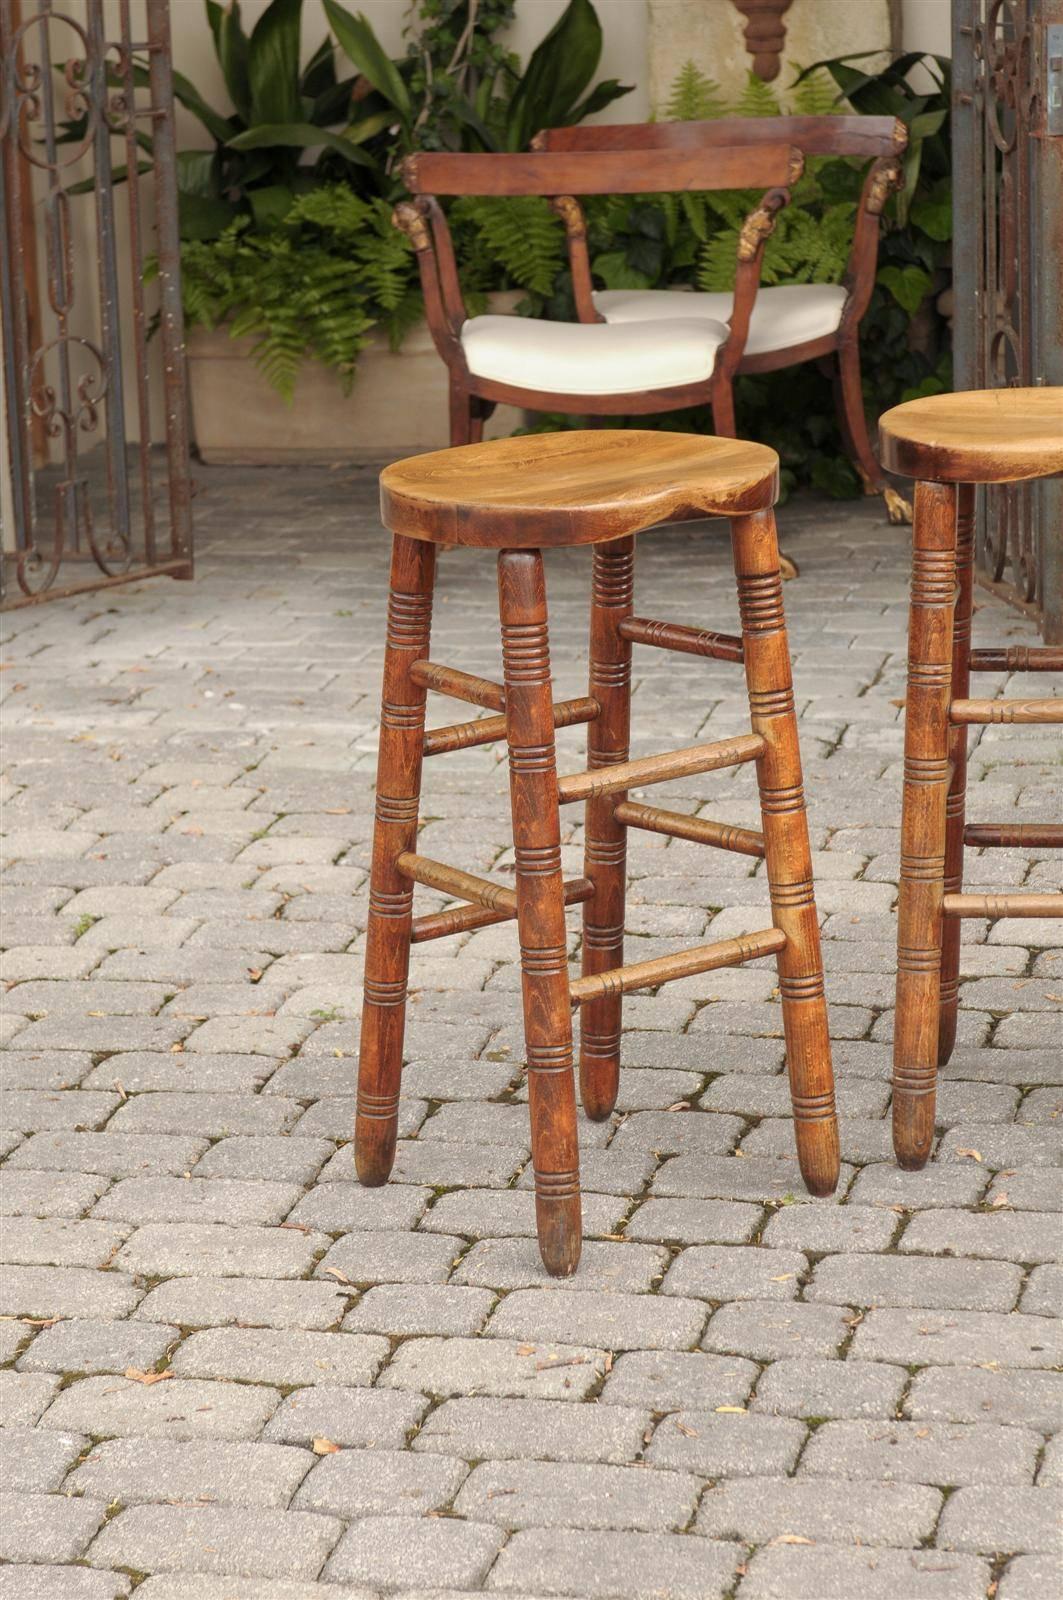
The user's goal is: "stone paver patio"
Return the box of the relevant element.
[1,462,1060,1600]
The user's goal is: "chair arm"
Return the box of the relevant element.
[716,184,792,375]
[392,197,468,373]
[549,196,603,323]
[840,154,905,330]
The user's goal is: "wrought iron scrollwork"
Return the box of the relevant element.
[0,0,192,606]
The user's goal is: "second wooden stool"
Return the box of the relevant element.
[880,388,1063,1171]
[357,430,840,1276]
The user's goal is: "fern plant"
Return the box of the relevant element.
[178,186,419,402]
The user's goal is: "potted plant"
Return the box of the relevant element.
[151,0,631,461]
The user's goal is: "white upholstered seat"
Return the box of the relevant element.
[593,284,849,359]
[460,313,731,396]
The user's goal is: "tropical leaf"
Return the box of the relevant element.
[207,0,252,121]
[247,0,303,127]
[227,122,376,168]
[324,0,411,120]
[507,0,604,148]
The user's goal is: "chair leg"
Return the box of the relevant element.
[893,480,957,1169]
[834,341,910,525]
[356,534,436,1186]
[938,484,975,1067]
[580,535,634,1121]
[731,509,839,1197]
[710,374,737,438]
[498,547,582,1277]
[449,382,474,446]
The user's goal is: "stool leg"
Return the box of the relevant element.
[498,548,581,1277]
[938,483,975,1066]
[580,535,634,1121]
[731,510,840,1197]
[893,480,957,1169]
[356,533,435,1186]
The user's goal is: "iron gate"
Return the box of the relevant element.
[0,0,192,607]
[952,0,1063,642]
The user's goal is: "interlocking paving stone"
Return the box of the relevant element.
[1019,1262,1063,1316]
[905,1364,1063,1431]
[343,1283,496,1337]
[324,1515,504,1588]
[806,1251,1023,1311]
[0,1568,131,1599]
[623,1197,762,1244]
[937,1485,1063,1554]
[5,1131,210,1176]
[286,1181,431,1232]
[0,1216,130,1267]
[0,1169,109,1217]
[133,1275,349,1330]
[15,1316,175,1375]
[412,1395,650,1465]
[735,1544,992,1599]
[0,1491,108,1563]
[849,1307,1063,1368]
[701,1299,851,1360]
[67,1438,314,1509]
[115,1222,328,1279]
[1,1427,86,1492]
[847,1162,989,1209]
[92,1174,303,1226]
[293,1447,467,1518]
[378,1336,608,1400]
[170,1326,388,1387]
[454,1458,699,1531]
[0,1264,142,1320]
[900,1208,1063,1264]
[107,1091,301,1137]
[316,1229,464,1286]
[0,1089,121,1132]
[752,1355,907,1419]
[487,1528,741,1599]
[192,1135,335,1184]
[40,1375,280,1440]
[262,1385,427,1449]
[661,1245,807,1302]
[598,1349,756,1411]
[87,1503,343,1580]
[645,1411,806,1476]
[0,1370,60,1425]
[484,1288,708,1351]
[696,1475,942,1545]
[760,1202,898,1253]
[799,1419,1041,1485]
[998,1554,1063,1600]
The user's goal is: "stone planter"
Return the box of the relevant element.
[187,298,524,465]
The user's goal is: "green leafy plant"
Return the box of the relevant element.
[175,185,418,401]
[325,0,632,158]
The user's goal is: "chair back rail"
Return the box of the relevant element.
[532,114,907,161]
[401,144,801,198]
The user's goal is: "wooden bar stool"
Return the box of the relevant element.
[880,389,1063,1171]
[357,430,840,1276]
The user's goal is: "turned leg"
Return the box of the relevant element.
[580,535,634,1120]
[731,509,839,1196]
[834,339,883,494]
[893,480,957,1169]
[498,548,582,1277]
[356,534,435,1185]
[938,483,975,1066]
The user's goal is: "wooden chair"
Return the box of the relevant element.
[356,428,840,1277]
[880,389,1063,1171]
[533,116,909,520]
[393,144,802,450]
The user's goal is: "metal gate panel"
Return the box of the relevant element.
[952,0,1063,642]
[0,0,192,607]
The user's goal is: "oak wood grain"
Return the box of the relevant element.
[879,388,1063,483]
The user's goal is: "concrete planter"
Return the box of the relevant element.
[187,298,524,465]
